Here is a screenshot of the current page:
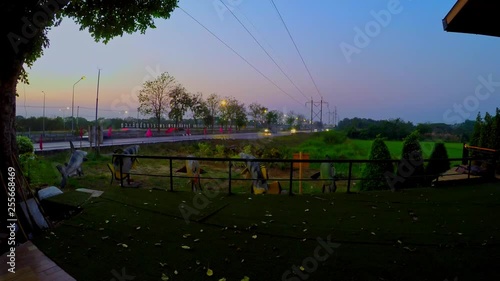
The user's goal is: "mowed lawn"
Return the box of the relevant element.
[34,182,500,281]
[297,137,464,161]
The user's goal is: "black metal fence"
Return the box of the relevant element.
[112,153,498,194]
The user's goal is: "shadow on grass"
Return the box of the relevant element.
[33,182,500,281]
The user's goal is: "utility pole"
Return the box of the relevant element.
[41,91,45,137]
[76,106,80,131]
[327,105,337,128]
[95,68,101,155]
[306,98,314,132]
[306,98,327,131]
[320,99,328,129]
[334,106,338,127]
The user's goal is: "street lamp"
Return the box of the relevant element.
[72,76,85,134]
[59,107,69,130]
[41,91,45,137]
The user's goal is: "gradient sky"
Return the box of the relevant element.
[17,0,500,124]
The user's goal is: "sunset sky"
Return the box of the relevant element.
[17,0,500,124]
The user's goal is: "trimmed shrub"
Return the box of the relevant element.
[16,136,34,155]
[425,142,451,185]
[396,130,425,189]
[360,138,394,191]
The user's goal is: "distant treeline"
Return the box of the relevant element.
[336,117,475,142]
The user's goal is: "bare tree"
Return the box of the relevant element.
[220,97,246,130]
[265,110,280,128]
[249,102,268,128]
[233,101,248,130]
[206,93,221,132]
[138,72,175,132]
[168,85,192,129]
[190,92,208,128]
[286,111,297,128]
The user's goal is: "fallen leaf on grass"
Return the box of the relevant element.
[181,245,191,250]
[161,273,169,280]
[207,268,213,276]
[403,246,416,252]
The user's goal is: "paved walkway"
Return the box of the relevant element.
[0,241,75,281]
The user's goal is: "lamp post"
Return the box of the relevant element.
[59,107,69,130]
[220,99,227,130]
[41,91,45,137]
[72,76,85,135]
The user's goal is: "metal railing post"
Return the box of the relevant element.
[119,156,123,187]
[346,161,353,193]
[289,160,293,196]
[169,158,173,191]
[467,158,471,180]
[228,160,232,195]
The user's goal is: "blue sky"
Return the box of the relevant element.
[17,0,500,124]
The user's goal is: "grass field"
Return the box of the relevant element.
[33,182,500,281]
[295,133,464,160]
[23,133,500,280]
[26,133,467,196]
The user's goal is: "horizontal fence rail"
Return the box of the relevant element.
[111,154,498,194]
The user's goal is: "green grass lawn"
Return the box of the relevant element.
[295,133,464,160]
[25,134,500,280]
[26,133,468,196]
[34,182,500,281]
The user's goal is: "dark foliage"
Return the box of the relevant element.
[425,143,451,185]
[360,138,394,191]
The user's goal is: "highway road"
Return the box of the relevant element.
[34,131,292,152]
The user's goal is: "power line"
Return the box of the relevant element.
[178,6,305,106]
[269,0,323,100]
[219,0,309,101]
